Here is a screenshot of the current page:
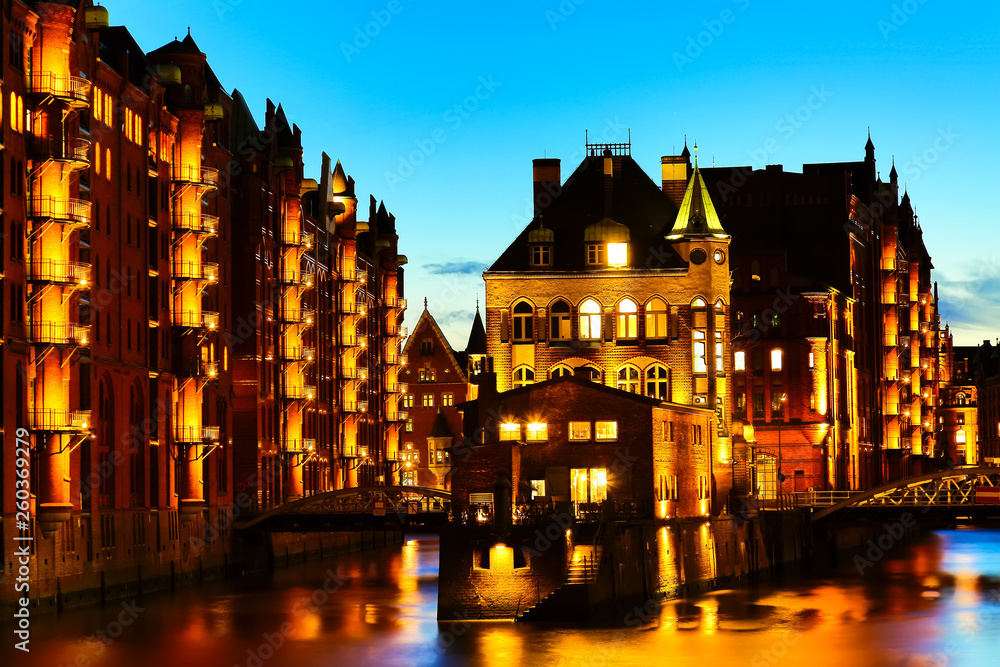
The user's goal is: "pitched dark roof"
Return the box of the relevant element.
[148,31,205,58]
[428,410,454,439]
[99,26,153,90]
[488,154,685,272]
[465,308,486,355]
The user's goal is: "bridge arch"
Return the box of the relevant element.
[239,486,452,530]
[810,467,999,522]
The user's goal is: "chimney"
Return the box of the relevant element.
[573,366,592,380]
[532,158,561,218]
[661,154,689,207]
[603,149,614,217]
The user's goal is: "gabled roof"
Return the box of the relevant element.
[667,157,727,239]
[401,306,468,382]
[148,31,205,58]
[488,154,685,272]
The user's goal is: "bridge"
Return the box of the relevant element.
[237,486,451,532]
[807,467,1000,522]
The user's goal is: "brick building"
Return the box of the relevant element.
[1,0,405,610]
[965,340,1000,465]
[702,135,947,489]
[453,372,716,520]
[483,141,734,504]
[939,340,979,465]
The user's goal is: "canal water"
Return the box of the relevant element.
[4,529,1000,666]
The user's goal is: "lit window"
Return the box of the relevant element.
[617,299,637,339]
[587,244,605,265]
[645,297,668,338]
[734,351,746,371]
[569,422,591,441]
[442,393,454,407]
[500,423,521,441]
[526,423,548,441]
[956,430,966,444]
[403,395,413,408]
[645,365,670,400]
[617,365,640,393]
[422,394,434,408]
[512,366,535,388]
[716,339,724,372]
[406,419,413,432]
[607,242,628,267]
[549,300,571,340]
[530,480,546,499]
[808,352,815,369]
[579,299,601,340]
[531,245,551,267]
[770,349,783,371]
[596,421,618,441]
[512,301,533,341]
[693,332,707,374]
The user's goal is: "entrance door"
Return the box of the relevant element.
[755,453,777,500]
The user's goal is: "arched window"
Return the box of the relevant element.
[645,365,670,400]
[579,299,601,340]
[956,393,967,406]
[617,365,640,393]
[512,301,533,342]
[550,365,572,379]
[692,298,707,374]
[645,297,668,339]
[617,299,637,339]
[512,366,535,389]
[549,300,571,341]
[580,366,601,383]
[770,348,783,371]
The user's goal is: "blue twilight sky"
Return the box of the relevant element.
[102,0,1000,349]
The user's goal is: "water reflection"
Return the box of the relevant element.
[3,530,999,667]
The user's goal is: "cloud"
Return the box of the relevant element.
[937,265,1000,344]
[422,261,486,276]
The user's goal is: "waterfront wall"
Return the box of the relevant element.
[1,525,402,617]
[438,510,813,622]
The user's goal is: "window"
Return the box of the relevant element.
[596,421,618,441]
[956,430,966,444]
[419,368,436,382]
[693,333,707,374]
[734,351,746,371]
[956,393,967,406]
[808,352,815,369]
[772,392,786,416]
[526,423,547,441]
[617,365,640,393]
[550,365,572,379]
[500,423,521,441]
[957,413,965,425]
[770,348,783,371]
[587,244,605,265]
[645,298,668,338]
[607,242,627,266]
[512,301,533,342]
[420,340,433,356]
[406,419,413,432]
[422,394,434,408]
[442,393,454,407]
[716,336,724,372]
[617,299,637,339]
[403,395,414,408]
[569,422,591,441]
[531,245,551,267]
[646,365,670,400]
[530,480,546,499]
[549,300,571,341]
[512,366,535,388]
[579,299,601,340]
[753,392,764,415]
